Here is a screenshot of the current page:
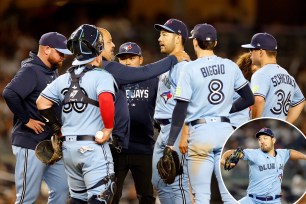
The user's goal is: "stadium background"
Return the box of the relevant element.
[0,0,306,203]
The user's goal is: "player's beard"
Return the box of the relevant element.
[50,61,62,71]
[260,144,273,153]
[160,45,167,54]
[49,56,63,71]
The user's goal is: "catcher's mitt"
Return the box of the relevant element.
[157,146,183,184]
[224,147,244,171]
[35,134,62,165]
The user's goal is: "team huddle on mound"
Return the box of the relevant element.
[2,18,305,204]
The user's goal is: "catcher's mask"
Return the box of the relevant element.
[67,24,104,66]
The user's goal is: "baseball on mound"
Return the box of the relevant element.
[95,131,104,139]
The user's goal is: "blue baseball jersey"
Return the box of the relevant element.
[251,64,305,119]
[154,61,187,119]
[41,66,116,136]
[174,55,248,122]
[242,148,290,196]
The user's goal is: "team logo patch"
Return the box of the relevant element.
[124,44,132,52]
[175,86,181,97]
[160,91,172,103]
[252,85,259,93]
[278,173,283,182]
[165,19,173,25]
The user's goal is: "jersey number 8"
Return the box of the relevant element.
[208,79,224,105]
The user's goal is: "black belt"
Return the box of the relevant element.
[249,194,282,201]
[189,117,230,126]
[155,119,171,126]
[61,135,95,142]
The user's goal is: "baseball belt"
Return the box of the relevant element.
[155,119,171,126]
[61,135,95,142]
[249,194,282,201]
[188,117,230,126]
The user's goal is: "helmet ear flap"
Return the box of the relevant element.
[94,31,104,55]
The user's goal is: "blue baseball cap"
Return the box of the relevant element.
[255,127,275,138]
[241,33,277,51]
[115,42,142,58]
[154,18,188,40]
[39,32,72,55]
[189,23,217,42]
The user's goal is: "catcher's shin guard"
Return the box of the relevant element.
[88,175,117,204]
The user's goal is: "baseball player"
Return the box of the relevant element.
[168,23,254,204]
[241,33,305,123]
[152,18,192,204]
[97,27,189,151]
[36,24,117,204]
[111,42,158,204]
[221,127,306,204]
[2,32,71,203]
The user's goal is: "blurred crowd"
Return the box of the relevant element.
[1,3,306,203]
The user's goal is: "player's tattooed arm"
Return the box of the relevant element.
[289,149,306,160]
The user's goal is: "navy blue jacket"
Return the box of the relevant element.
[103,55,177,148]
[2,52,60,150]
[121,77,158,154]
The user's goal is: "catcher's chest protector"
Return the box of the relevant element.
[63,66,99,107]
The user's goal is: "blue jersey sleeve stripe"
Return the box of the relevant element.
[234,81,248,91]
[253,93,266,99]
[174,96,189,102]
[291,98,305,107]
[40,94,60,105]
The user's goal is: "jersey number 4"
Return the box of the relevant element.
[208,79,224,105]
[270,90,291,116]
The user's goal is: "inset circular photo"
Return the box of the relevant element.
[220,118,306,204]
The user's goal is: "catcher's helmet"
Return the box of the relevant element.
[67,24,104,65]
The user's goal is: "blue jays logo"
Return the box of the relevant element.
[124,44,132,52]
[165,19,173,25]
[278,173,283,182]
[160,91,172,103]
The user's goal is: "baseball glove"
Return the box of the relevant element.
[35,134,62,165]
[224,147,244,171]
[157,146,183,184]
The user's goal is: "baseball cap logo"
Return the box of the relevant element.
[124,45,132,52]
[165,19,173,25]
